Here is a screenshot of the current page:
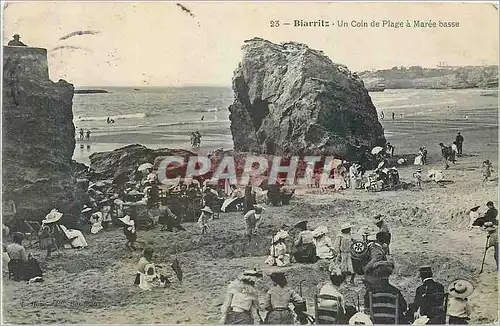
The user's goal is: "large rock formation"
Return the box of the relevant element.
[229,38,385,159]
[89,144,196,179]
[2,46,78,226]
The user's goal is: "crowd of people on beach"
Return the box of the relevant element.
[2,126,497,324]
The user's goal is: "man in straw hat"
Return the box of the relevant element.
[221,269,262,324]
[293,220,316,263]
[407,266,445,324]
[244,204,265,242]
[363,261,408,324]
[447,279,474,324]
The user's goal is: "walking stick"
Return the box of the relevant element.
[479,235,490,274]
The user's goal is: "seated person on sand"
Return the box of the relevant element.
[363,261,408,324]
[135,248,170,290]
[6,233,43,282]
[89,211,104,234]
[313,226,335,260]
[265,230,290,267]
[316,265,347,324]
[59,225,88,249]
[293,220,316,263]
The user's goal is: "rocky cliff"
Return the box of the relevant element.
[2,46,78,226]
[229,38,385,159]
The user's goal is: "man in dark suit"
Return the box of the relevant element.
[408,266,446,324]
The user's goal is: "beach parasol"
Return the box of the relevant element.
[371,146,384,155]
[138,163,153,171]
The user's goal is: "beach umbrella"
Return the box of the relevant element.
[138,163,153,171]
[371,146,384,155]
[171,257,183,282]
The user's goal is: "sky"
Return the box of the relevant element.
[2,1,499,87]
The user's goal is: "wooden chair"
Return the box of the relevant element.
[314,293,345,324]
[368,292,399,324]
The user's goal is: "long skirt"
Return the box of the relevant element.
[225,311,253,324]
[294,243,316,263]
[264,309,294,324]
[66,229,88,248]
[338,251,354,274]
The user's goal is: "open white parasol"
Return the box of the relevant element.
[138,163,153,171]
[371,146,384,155]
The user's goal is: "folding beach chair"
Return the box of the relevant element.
[368,292,399,324]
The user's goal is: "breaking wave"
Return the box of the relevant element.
[76,112,148,121]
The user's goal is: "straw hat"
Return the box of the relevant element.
[483,221,498,232]
[81,205,92,213]
[43,209,63,224]
[340,222,353,231]
[239,269,262,282]
[349,312,373,325]
[312,226,328,238]
[413,316,430,325]
[273,230,289,242]
[118,215,134,226]
[448,279,474,299]
[201,206,213,214]
[329,263,342,276]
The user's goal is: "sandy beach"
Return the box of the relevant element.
[3,97,498,324]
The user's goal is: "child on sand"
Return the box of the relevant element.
[413,169,422,189]
[482,160,493,182]
[447,279,474,324]
[119,215,137,251]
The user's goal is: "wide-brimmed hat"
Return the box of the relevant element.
[312,226,328,238]
[201,206,213,214]
[43,209,63,224]
[273,230,289,242]
[118,215,134,226]
[81,205,92,213]
[340,222,353,231]
[448,279,474,298]
[240,269,262,282]
[253,204,266,212]
[373,214,384,222]
[483,221,497,232]
[413,316,430,325]
[348,312,373,325]
[470,206,481,212]
[13,34,20,38]
[416,169,422,173]
[329,263,342,276]
[294,220,308,229]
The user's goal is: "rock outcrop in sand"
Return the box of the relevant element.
[229,38,386,159]
[89,145,196,179]
[2,46,77,225]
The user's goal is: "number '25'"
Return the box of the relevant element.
[270,20,280,27]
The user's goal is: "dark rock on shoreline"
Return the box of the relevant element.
[228,38,385,159]
[2,46,79,227]
[89,144,195,179]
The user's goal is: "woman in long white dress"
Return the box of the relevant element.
[60,225,88,248]
[334,223,355,284]
[313,226,335,259]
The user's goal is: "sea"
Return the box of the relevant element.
[72,87,498,165]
